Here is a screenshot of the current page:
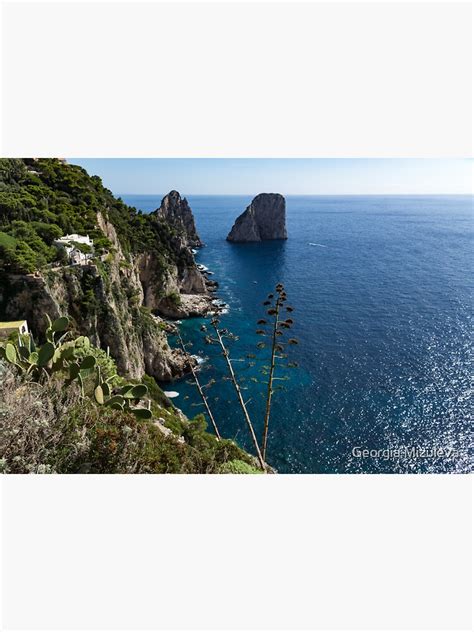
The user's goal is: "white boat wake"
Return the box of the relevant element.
[164,391,179,398]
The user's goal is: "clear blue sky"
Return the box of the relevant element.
[67,158,473,196]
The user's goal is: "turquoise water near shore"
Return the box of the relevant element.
[122,194,472,473]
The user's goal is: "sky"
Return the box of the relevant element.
[67,158,473,196]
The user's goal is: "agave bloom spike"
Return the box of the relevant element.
[177,330,221,440]
[210,320,266,471]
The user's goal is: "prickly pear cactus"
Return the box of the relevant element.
[0,315,152,420]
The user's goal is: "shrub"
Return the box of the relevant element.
[217,460,263,474]
[167,291,181,306]
[0,367,183,473]
[0,366,258,474]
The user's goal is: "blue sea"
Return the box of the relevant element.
[122,194,473,474]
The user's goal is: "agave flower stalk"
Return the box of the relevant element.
[210,319,266,471]
[261,291,282,461]
[258,284,297,461]
[177,331,221,440]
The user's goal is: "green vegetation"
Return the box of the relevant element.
[0,158,193,275]
[218,460,263,474]
[167,291,182,306]
[0,315,152,419]
[0,316,259,474]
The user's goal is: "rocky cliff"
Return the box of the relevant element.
[1,211,207,381]
[226,193,287,242]
[2,265,193,382]
[156,190,203,248]
[0,160,213,382]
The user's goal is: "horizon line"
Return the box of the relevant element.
[116,192,473,197]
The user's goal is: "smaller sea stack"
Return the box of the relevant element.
[226,193,287,242]
[156,190,203,248]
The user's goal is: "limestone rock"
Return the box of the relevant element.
[156,190,202,248]
[2,205,209,382]
[227,193,287,242]
[155,293,216,319]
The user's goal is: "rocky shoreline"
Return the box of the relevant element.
[153,255,224,321]
[144,253,227,382]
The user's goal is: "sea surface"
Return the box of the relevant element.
[121,194,473,473]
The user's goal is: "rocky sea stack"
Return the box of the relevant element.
[226,193,287,242]
[156,190,203,248]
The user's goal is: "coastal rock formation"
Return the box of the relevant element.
[155,190,203,248]
[2,259,196,382]
[136,254,210,319]
[0,162,211,382]
[227,193,287,242]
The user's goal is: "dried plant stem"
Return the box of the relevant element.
[211,322,267,471]
[261,297,281,460]
[177,333,221,440]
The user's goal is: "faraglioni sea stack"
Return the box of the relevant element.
[156,190,203,248]
[226,193,287,242]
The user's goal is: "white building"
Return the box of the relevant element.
[0,320,29,338]
[53,234,94,265]
[54,234,93,248]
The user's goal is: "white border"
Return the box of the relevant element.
[1,475,473,630]
[1,1,472,157]
[1,1,472,630]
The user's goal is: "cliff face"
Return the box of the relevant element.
[137,252,211,318]
[156,190,203,248]
[1,223,197,381]
[1,258,211,382]
[227,193,287,242]
[0,160,211,382]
